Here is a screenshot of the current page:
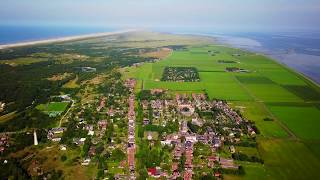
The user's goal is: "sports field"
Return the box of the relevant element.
[122,44,320,179]
[36,101,70,117]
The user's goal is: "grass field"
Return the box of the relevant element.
[36,102,70,117]
[259,139,320,179]
[268,105,320,140]
[122,44,320,179]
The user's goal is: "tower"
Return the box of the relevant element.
[34,130,38,146]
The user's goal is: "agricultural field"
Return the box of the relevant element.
[123,43,320,179]
[259,139,320,179]
[267,105,320,140]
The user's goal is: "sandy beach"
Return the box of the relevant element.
[0,29,136,50]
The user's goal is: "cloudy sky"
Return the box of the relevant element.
[1,0,320,32]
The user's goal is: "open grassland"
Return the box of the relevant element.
[259,139,320,179]
[268,105,320,140]
[36,102,69,113]
[122,43,320,179]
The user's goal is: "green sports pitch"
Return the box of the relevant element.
[36,101,70,117]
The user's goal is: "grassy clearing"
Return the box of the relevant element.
[36,102,69,117]
[268,105,320,140]
[259,139,320,179]
[62,75,80,88]
[37,102,69,112]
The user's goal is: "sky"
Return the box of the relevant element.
[1,0,320,32]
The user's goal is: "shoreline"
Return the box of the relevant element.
[212,35,320,86]
[0,29,137,50]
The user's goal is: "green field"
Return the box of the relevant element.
[268,105,320,140]
[259,139,320,179]
[36,101,70,117]
[122,44,320,179]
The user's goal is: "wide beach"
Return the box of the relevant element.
[0,29,136,50]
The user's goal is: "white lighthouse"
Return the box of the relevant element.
[33,130,38,146]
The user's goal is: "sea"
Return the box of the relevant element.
[210,32,320,84]
[0,25,116,45]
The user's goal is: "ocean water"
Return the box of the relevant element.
[0,25,116,45]
[213,32,320,84]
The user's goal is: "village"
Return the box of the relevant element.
[0,74,261,179]
[135,87,260,179]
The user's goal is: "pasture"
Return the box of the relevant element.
[268,105,320,140]
[259,139,320,179]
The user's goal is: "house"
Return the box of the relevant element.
[147,132,153,140]
[81,158,91,166]
[50,127,66,134]
[161,140,172,146]
[143,118,150,125]
[47,127,66,142]
[88,130,94,136]
[183,170,192,180]
[208,156,217,167]
[192,117,203,127]
[88,146,96,157]
[229,145,236,153]
[212,137,222,148]
[60,145,67,151]
[81,67,96,72]
[0,146,5,153]
[73,138,86,145]
[186,135,197,143]
[148,167,161,178]
[84,124,94,131]
[108,108,115,117]
[0,102,5,112]
[98,120,107,130]
[196,135,207,143]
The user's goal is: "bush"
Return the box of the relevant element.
[60,155,67,162]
